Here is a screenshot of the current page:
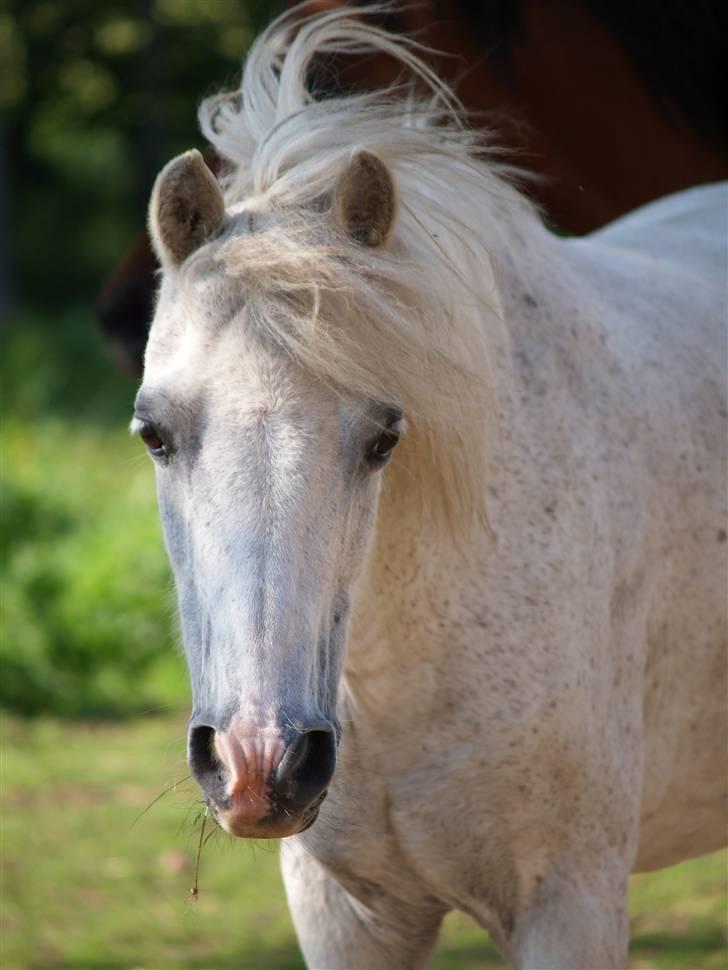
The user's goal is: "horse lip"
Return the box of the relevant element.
[295,807,321,833]
[217,804,322,839]
[206,787,325,838]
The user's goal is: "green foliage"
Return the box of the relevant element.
[2,715,726,969]
[1,309,187,716]
[5,0,278,307]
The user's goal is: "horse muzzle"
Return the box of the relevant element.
[187,715,337,838]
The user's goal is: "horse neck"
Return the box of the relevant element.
[343,481,455,720]
[341,219,563,725]
[343,337,506,721]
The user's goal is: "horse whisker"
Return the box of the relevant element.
[131,774,193,828]
[189,806,208,901]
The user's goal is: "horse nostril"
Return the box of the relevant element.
[273,727,336,811]
[188,724,225,796]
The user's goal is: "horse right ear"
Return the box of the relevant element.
[334,150,397,247]
[148,149,225,269]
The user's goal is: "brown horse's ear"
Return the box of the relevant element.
[148,149,225,268]
[334,150,397,247]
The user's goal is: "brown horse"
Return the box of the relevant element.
[98,0,728,376]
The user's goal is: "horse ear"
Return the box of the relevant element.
[148,149,225,268]
[334,150,396,247]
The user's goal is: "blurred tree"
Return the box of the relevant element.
[3,0,278,311]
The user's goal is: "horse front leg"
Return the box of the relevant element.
[508,858,630,970]
[280,839,445,970]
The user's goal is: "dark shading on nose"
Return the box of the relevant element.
[188,723,227,803]
[272,724,337,812]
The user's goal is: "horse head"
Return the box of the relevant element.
[135,148,402,838]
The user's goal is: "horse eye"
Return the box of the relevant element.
[139,423,167,457]
[368,430,400,464]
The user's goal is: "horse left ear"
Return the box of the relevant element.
[148,149,226,268]
[335,150,397,247]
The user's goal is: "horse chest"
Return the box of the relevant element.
[302,707,586,913]
[300,762,519,914]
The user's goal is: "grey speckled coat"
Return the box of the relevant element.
[277,183,727,969]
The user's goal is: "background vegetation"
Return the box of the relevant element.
[1,1,726,968]
[3,0,277,715]
[3,0,273,309]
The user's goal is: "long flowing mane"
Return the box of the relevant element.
[194,6,538,536]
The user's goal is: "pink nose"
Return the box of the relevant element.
[188,717,337,838]
[212,723,286,833]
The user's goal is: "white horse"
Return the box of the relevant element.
[133,9,727,968]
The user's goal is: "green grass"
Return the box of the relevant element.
[1,714,726,970]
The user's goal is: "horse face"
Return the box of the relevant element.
[135,148,398,838]
[135,293,401,837]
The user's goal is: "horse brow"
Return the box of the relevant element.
[133,388,179,421]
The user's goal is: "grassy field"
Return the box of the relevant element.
[2,714,726,970]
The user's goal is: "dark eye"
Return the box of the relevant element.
[367,429,400,465]
[138,423,167,458]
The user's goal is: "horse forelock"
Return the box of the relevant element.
[171,5,540,537]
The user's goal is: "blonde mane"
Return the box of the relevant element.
[194,6,538,536]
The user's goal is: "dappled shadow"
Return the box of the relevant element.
[21,928,728,970]
[36,941,306,970]
[40,940,504,970]
[630,928,727,966]
[434,938,504,969]
[24,929,728,970]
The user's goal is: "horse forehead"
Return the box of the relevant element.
[143,338,342,456]
[145,305,271,404]
[145,203,277,365]
[145,280,233,368]
[143,277,349,432]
